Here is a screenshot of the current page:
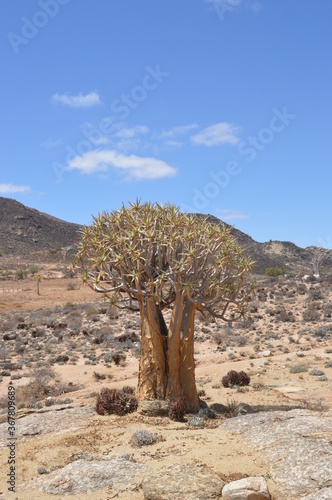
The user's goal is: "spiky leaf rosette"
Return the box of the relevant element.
[73,200,254,318]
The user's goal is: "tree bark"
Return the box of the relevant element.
[136,297,167,400]
[165,292,184,401]
[179,300,199,410]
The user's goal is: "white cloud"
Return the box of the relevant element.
[93,136,108,145]
[164,140,184,149]
[67,149,176,180]
[113,125,149,139]
[191,122,241,146]
[160,123,198,139]
[0,183,31,194]
[52,91,101,108]
[215,209,250,221]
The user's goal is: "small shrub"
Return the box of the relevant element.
[290,365,308,373]
[66,283,77,291]
[212,330,225,345]
[112,352,126,366]
[309,369,325,376]
[322,303,332,318]
[187,416,204,428]
[55,354,69,363]
[278,310,296,323]
[85,306,99,317]
[95,387,137,416]
[131,429,157,447]
[93,371,106,381]
[303,307,321,322]
[121,386,135,395]
[17,269,28,280]
[309,288,324,301]
[0,248,3,256]
[222,370,250,388]
[169,398,186,421]
[49,247,61,254]
[265,267,286,277]
[29,266,39,276]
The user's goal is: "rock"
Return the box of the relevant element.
[233,403,254,417]
[20,455,147,495]
[142,463,224,499]
[198,407,217,420]
[210,403,230,415]
[38,467,48,475]
[222,476,270,499]
[258,351,271,357]
[137,400,169,416]
[199,398,208,409]
[300,488,332,499]
[0,404,95,445]
[222,409,332,500]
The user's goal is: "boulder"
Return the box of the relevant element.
[210,403,230,415]
[137,400,169,416]
[19,455,147,495]
[222,476,270,499]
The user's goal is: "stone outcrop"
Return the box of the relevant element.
[19,455,147,495]
[222,409,332,500]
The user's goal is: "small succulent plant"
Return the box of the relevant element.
[168,397,186,421]
[96,387,138,416]
[222,370,251,388]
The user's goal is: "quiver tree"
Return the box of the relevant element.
[73,200,253,410]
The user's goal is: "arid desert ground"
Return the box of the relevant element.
[0,261,332,499]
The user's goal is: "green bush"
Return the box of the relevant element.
[17,269,28,280]
[0,248,3,256]
[29,266,39,276]
[265,267,286,277]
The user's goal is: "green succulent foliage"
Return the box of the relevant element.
[73,200,254,320]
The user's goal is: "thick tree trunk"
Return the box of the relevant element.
[165,292,184,401]
[136,297,167,400]
[179,301,199,410]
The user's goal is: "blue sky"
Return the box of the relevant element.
[1,0,332,249]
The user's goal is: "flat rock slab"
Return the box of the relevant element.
[142,463,224,499]
[222,409,332,500]
[301,487,332,499]
[0,404,95,447]
[19,455,147,495]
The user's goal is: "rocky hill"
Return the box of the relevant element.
[0,197,331,274]
[0,197,81,260]
[203,214,332,275]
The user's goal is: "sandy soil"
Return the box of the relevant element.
[0,274,331,499]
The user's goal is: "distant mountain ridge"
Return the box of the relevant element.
[202,214,332,275]
[0,197,81,260]
[0,197,331,274]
